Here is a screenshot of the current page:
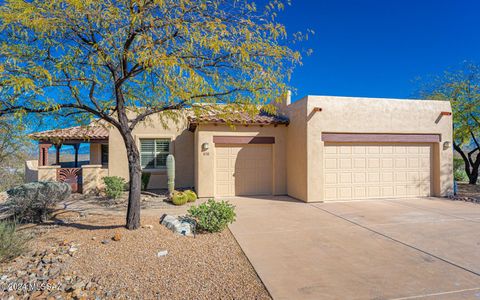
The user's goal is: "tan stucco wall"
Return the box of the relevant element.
[104,96,453,200]
[89,144,102,165]
[291,96,453,202]
[195,124,288,198]
[108,112,194,189]
[82,165,107,194]
[25,160,38,183]
[285,98,308,201]
[37,165,60,181]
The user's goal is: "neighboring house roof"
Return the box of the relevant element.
[187,110,289,126]
[29,125,109,142]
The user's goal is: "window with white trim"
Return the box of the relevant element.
[140,139,170,169]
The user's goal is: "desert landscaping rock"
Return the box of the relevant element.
[0,238,106,299]
[0,213,270,299]
[112,232,121,241]
[160,214,195,236]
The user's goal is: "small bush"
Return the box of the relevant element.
[103,176,126,199]
[453,157,468,182]
[184,190,197,202]
[188,199,236,233]
[454,169,468,182]
[6,181,71,222]
[141,172,151,191]
[453,157,464,172]
[0,221,28,263]
[171,191,188,206]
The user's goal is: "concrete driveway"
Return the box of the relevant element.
[228,196,480,300]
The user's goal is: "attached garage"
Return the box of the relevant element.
[213,136,275,197]
[321,134,440,201]
[323,143,432,200]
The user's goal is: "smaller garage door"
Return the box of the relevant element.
[323,143,432,200]
[215,144,273,197]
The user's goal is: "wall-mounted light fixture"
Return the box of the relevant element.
[443,141,451,150]
[202,142,209,151]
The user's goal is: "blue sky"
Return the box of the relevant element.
[40,0,480,156]
[278,0,480,101]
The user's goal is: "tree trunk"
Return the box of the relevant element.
[454,142,480,185]
[123,131,142,230]
[469,169,479,185]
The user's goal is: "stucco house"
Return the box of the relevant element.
[26,95,454,202]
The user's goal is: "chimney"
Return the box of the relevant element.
[285,90,291,106]
[273,90,291,116]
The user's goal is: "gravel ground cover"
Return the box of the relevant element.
[62,191,206,217]
[457,182,480,199]
[449,182,480,203]
[1,211,271,300]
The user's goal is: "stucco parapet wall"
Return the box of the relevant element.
[82,164,107,194]
[304,95,452,114]
[37,165,60,182]
[302,95,452,137]
[305,95,452,104]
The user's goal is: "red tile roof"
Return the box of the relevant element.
[188,110,289,125]
[29,125,109,141]
[30,108,288,141]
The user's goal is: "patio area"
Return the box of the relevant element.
[26,125,109,193]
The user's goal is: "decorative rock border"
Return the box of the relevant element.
[0,240,107,299]
[447,195,480,203]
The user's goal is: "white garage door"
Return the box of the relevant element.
[215,144,273,197]
[323,143,432,200]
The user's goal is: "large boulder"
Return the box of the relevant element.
[160,214,195,236]
[6,181,71,222]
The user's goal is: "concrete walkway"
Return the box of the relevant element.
[228,196,480,300]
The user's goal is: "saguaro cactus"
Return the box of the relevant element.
[166,154,175,194]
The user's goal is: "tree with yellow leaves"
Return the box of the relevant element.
[0,0,306,229]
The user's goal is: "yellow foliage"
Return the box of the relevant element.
[0,0,308,121]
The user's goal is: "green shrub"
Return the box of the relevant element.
[454,169,468,182]
[453,157,468,182]
[453,157,464,171]
[188,199,236,233]
[184,190,197,202]
[141,172,151,191]
[0,221,28,263]
[6,181,71,222]
[103,176,126,199]
[171,191,188,206]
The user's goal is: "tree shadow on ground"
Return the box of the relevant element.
[47,214,124,231]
